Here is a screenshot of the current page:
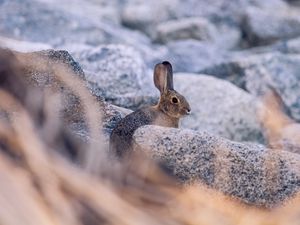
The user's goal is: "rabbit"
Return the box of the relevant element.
[109,61,191,158]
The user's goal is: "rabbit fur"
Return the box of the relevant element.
[109,61,191,158]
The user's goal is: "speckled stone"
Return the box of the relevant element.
[0,0,121,46]
[71,44,158,110]
[14,49,132,142]
[155,17,218,44]
[133,125,300,207]
[243,7,300,46]
[174,74,264,143]
[201,53,300,121]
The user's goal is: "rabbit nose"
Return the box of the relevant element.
[185,108,191,115]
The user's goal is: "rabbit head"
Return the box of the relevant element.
[154,61,191,119]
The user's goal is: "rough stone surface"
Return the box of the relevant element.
[121,0,179,37]
[38,50,86,78]
[0,0,154,52]
[71,44,158,110]
[201,53,300,121]
[101,103,132,140]
[65,102,131,143]
[133,125,300,207]
[0,0,114,46]
[72,102,132,142]
[243,7,300,46]
[121,0,287,31]
[14,49,132,143]
[174,74,263,143]
[15,50,88,127]
[175,0,287,24]
[268,36,300,54]
[165,40,231,73]
[155,17,218,44]
[154,17,241,49]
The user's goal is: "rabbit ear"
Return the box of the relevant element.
[154,61,174,93]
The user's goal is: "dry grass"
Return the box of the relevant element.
[258,87,300,154]
[0,48,299,225]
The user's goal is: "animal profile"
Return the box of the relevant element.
[110,61,191,158]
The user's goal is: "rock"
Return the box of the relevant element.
[14,49,88,126]
[133,125,300,207]
[174,74,263,143]
[155,17,218,44]
[221,34,300,56]
[36,49,85,79]
[273,37,300,54]
[121,0,286,38]
[213,23,241,50]
[42,0,121,25]
[201,53,300,121]
[243,7,300,46]
[121,0,179,37]
[101,103,132,140]
[288,0,300,7]
[283,37,300,53]
[12,49,132,144]
[71,44,158,110]
[72,102,132,142]
[175,0,287,25]
[0,0,153,50]
[155,17,241,49]
[165,40,231,73]
[0,0,112,46]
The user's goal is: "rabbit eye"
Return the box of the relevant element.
[171,97,179,104]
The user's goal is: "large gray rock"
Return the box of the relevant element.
[155,17,218,44]
[121,0,179,37]
[165,40,231,73]
[243,7,300,46]
[0,0,114,46]
[71,44,158,110]
[174,74,263,143]
[15,49,88,128]
[14,49,132,143]
[0,0,153,51]
[133,125,300,207]
[121,0,286,46]
[201,53,300,121]
[267,36,300,54]
[64,101,132,143]
[102,104,132,138]
[175,0,287,24]
[155,17,241,49]
[121,0,286,33]
[282,37,300,53]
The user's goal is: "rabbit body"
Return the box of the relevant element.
[110,105,179,157]
[109,61,191,158]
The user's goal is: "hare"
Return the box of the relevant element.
[110,61,191,158]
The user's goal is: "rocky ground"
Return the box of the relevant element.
[1,0,300,207]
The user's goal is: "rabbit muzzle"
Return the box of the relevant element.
[182,107,191,116]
